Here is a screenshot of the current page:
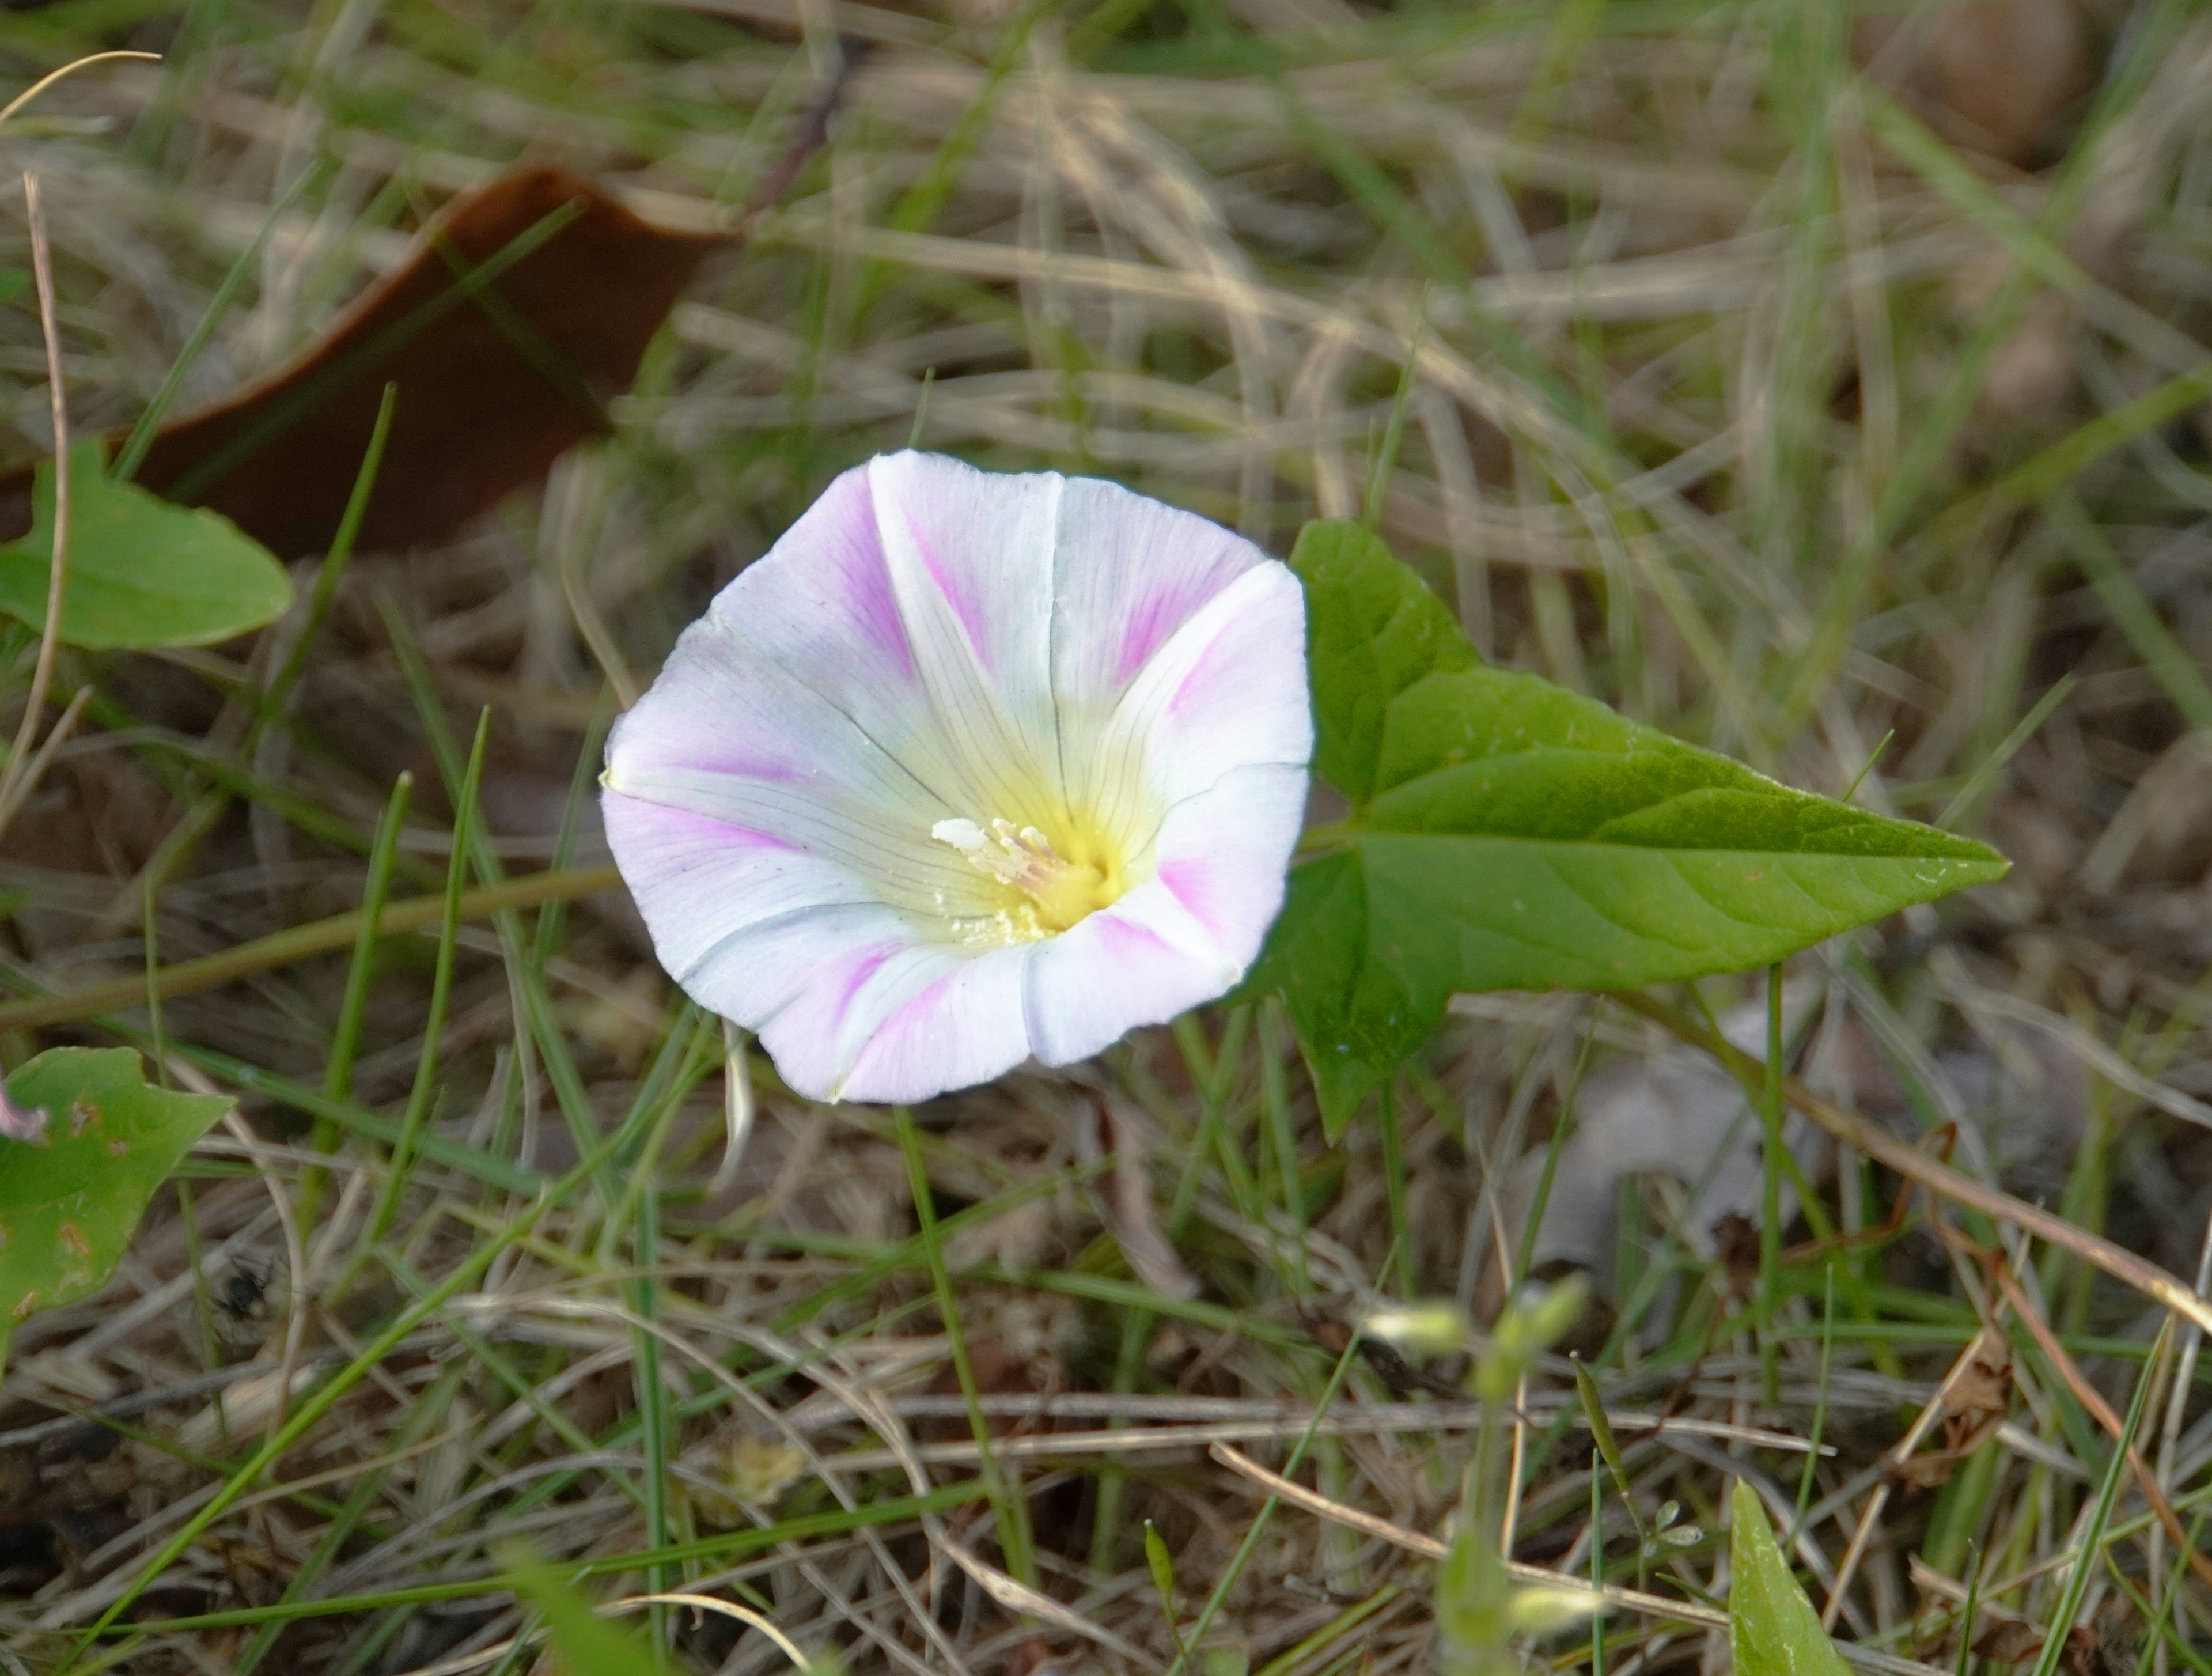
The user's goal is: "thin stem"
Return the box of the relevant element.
[1164,1333,1362,1676]
[1609,990,2212,1339]
[0,864,621,1032]
[895,1105,1037,1589]
[1760,963,1785,1401]
[368,710,490,1245]
[1378,1079,1412,1297]
[0,174,71,832]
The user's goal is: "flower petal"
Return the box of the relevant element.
[1048,475,1268,719]
[758,939,1036,1103]
[869,451,1065,813]
[603,612,1002,922]
[702,459,925,731]
[834,945,1037,1104]
[1146,758,1310,966]
[604,789,903,1022]
[1024,760,1307,1066]
[1073,558,1312,851]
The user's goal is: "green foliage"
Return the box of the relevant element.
[1435,1514,1517,1676]
[0,440,291,649]
[1143,1516,1194,1660]
[1729,1484,1851,1676]
[1428,1278,1594,1676]
[0,1048,231,1369]
[509,1553,673,1676]
[1251,520,2010,1136]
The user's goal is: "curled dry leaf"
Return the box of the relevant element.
[0,52,865,562]
[0,44,861,560]
[56,169,726,558]
[1972,1618,2098,1676]
[1895,1338,2011,1489]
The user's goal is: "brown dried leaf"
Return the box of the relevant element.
[1897,1341,2010,1488]
[131,169,724,557]
[1942,1340,2013,1454]
[1973,1620,2047,1666]
[2,56,860,559]
[1,44,855,560]
[1971,1618,2099,1676]
[1858,0,2094,167]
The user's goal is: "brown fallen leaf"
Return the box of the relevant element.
[1896,1338,2012,1488]
[1711,1209,1761,1295]
[1857,0,2094,168]
[1,48,859,558]
[1975,1618,2099,1676]
[0,170,723,559]
[1941,1338,2012,1452]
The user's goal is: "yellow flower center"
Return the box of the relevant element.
[932,813,1131,943]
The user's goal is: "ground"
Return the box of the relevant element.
[2,1,2211,1674]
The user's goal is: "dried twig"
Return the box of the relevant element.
[1989,1260,2212,1591]
[1609,992,2212,1338]
[1821,1324,2005,1628]
[1207,1443,1948,1676]
[0,173,72,842]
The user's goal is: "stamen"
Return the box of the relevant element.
[931,812,1122,940]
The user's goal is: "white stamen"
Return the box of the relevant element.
[932,817,988,854]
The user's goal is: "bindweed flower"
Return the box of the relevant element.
[0,1089,47,1146]
[602,452,1311,1104]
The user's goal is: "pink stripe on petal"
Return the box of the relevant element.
[843,544,916,681]
[690,752,807,785]
[1090,910,1177,958]
[904,510,995,670]
[1157,858,1219,937]
[1114,576,1221,683]
[830,940,904,1024]
[635,803,802,852]
[1167,625,1238,719]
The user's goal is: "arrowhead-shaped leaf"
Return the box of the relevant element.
[1730,1484,1853,1676]
[1251,521,2009,1137]
[0,440,291,648]
[0,1048,232,1364]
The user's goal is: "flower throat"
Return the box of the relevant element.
[932,814,1129,943]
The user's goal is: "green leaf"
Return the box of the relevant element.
[509,1553,673,1676]
[0,1049,231,1365]
[1729,1484,1851,1676]
[0,440,291,648]
[1293,517,1478,804]
[1259,522,2008,1137]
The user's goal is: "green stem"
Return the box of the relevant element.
[368,709,489,1247]
[1162,1333,1362,1676]
[1759,964,1784,1401]
[60,1077,673,1667]
[895,1106,1038,1589]
[0,864,621,1032]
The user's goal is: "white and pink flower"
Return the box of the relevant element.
[602,451,1312,1104]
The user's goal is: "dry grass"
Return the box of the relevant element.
[3,1,2212,1674]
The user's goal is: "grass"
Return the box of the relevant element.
[3,0,2212,1674]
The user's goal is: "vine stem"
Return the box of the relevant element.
[0,864,622,1031]
[1609,989,2212,1339]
